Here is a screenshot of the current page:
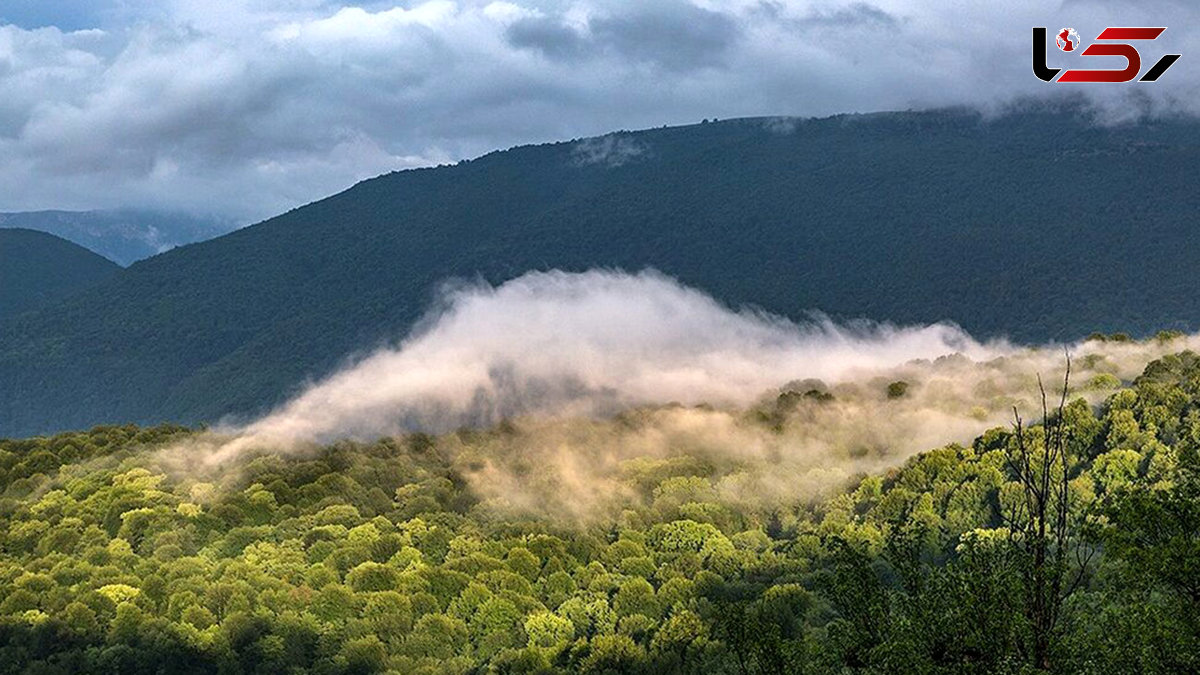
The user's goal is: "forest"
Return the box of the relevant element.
[1,348,1198,674]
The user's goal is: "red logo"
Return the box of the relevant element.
[1056,28,1081,52]
[1033,27,1180,83]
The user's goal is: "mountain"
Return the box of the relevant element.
[2,104,1200,436]
[0,209,236,266]
[0,229,120,320]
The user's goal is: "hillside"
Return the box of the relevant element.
[0,210,235,266]
[0,350,1197,673]
[0,229,120,321]
[3,104,1200,436]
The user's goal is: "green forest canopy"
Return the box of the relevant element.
[1,349,1200,673]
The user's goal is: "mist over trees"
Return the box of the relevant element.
[1,349,1199,673]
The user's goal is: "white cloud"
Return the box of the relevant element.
[215,268,1000,449]
[194,268,1199,512]
[0,0,1196,220]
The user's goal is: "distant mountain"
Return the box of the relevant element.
[0,209,236,266]
[2,104,1200,436]
[0,229,119,320]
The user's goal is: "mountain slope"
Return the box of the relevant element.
[0,209,236,266]
[2,105,1200,436]
[0,229,120,320]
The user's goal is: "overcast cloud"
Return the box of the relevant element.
[0,0,1196,220]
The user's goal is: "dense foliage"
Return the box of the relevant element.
[5,103,1200,436]
[0,229,119,321]
[2,352,1200,673]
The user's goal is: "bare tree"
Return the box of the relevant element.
[1003,354,1094,670]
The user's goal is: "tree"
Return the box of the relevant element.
[341,635,388,674]
[1094,444,1200,620]
[614,578,658,619]
[651,610,707,671]
[524,611,574,649]
[579,634,645,674]
[1003,356,1093,670]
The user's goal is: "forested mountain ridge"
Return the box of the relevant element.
[3,104,1200,436]
[0,210,235,266]
[0,229,120,321]
[0,349,1197,673]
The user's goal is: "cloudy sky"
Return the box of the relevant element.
[1,0,1196,221]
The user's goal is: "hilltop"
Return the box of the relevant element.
[0,229,119,321]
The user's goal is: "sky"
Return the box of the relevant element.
[0,0,1196,222]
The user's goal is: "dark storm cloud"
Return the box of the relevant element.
[505,15,587,60]
[754,1,897,28]
[802,3,898,27]
[0,0,1197,221]
[589,1,740,71]
[506,2,740,70]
